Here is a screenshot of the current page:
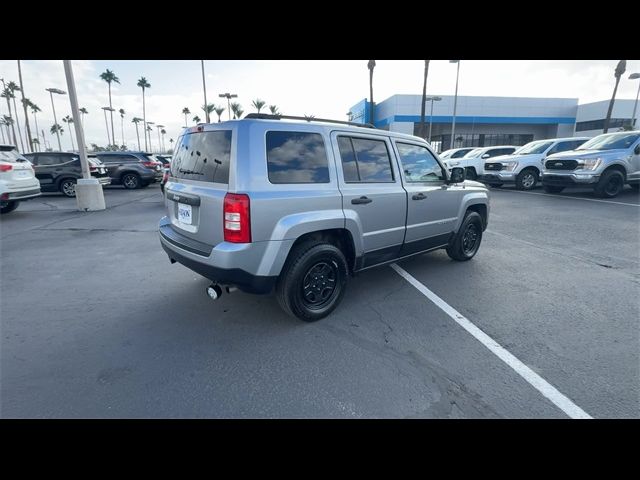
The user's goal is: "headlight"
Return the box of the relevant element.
[448,160,460,167]
[576,158,601,171]
[501,161,518,172]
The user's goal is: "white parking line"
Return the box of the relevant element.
[390,263,593,419]
[491,188,640,207]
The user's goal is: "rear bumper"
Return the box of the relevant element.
[158,216,279,294]
[541,173,599,187]
[1,187,41,201]
[95,176,111,186]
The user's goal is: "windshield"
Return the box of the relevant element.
[0,146,27,163]
[515,140,554,155]
[463,148,484,158]
[577,133,640,151]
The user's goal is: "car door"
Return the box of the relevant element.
[31,153,62,187]
[628,138,640,182]
[332,132,407,268]
[392,140,463,256]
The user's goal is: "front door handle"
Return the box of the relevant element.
[412,193,427,200]
[351,196,372,205]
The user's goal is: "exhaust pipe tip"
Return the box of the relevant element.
[225,286,238,294]
[206,284,223,300]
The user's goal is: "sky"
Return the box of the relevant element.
[1,60,639,152]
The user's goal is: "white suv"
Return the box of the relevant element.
[442,145,517,180]
[479,137,590,190]
[0,145,41,214]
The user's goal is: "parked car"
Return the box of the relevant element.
[0,144,41,214]
[439,147,475,160]
[442,145,517,180]
[94,151,163,189]
[159,115,490,322]
[541,132,640,198]
[160,166,170,194]
[153,154,172,167]
[479,137,590,190]
[23,152,110,198]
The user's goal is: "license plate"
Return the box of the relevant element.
[17,170,30,177]
[178,203,192,225]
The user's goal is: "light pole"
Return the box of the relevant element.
[201,61,210,123]
[156,124,164,152]
[46,88,66,151]
[147,121,155,152]
[425,96,442,144]
[449,60,461,149]
[219,93,237,120]
[629,73,640,129]
[102,107,114,146]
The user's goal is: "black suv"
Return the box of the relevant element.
[23,152,111,197]
[94,151,163,189]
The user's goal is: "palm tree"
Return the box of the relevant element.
[230,102,243,119]
[100,69,120,144]
[268,105,280,115]
[2,115,14,143]
[169,137,174,153]
[193,115,201,124]
[252,99,266,113]
[160,128,166,152]
[7,82,25,152]
[146,124,153,151]
[50,123,63,139]
[118,108,126,146]
[17,61,33,152]
[182,107,190,126]
[79,107,88,129]
[419,60,431,139]
[62,115,75,150]
[131,117,143,150]
[31,137,39,148]
[137,77,151,150]
[214,106,225,123]
[0,117,6,143]
[201,103,215,122]
[603,60,627,133]
[367,60,376,125]
[1,84,18,146]
[30,102,42,148]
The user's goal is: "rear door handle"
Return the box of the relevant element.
[412,193,427,200]
[351,196,372,205]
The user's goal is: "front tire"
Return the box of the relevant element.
[515,169,538,190]
[594,170,624,198]
[122,173,141,189]
[446,211,483,261]
[0,200,20,214]
[543,185,564,194]
[276,242,348,322]
[59,178,77,197]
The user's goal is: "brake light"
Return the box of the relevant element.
[223,193,251,243]
[0,164,13,172]
[142,161,156,168]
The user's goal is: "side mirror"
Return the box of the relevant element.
[449,167,466,183]
[481,153,490,159]
[635,145,640,155]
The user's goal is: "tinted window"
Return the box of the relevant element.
[266,131,329,184]
[451,149,472,158]
[96,154,135,164]
[36,154,71,166]
[171,131,232,183]
[338,137,394,183]
[396,142,444,183]
[337,137,359,182]
[577,133,640,151]
[550,141,578,154]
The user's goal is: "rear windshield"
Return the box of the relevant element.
[171,131,232,183]
[0,146,27,163]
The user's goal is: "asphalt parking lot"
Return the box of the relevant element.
[1,183,639,418]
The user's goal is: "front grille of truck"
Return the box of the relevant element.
[545,159,578,170]
[484,163,503,171]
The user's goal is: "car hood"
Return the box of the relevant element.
[547,149,628,160]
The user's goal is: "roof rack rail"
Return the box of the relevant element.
[244,113,376,129]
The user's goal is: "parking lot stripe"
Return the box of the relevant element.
[490,189,640,207]
[390,263,593,419]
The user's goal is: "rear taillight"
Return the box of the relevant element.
[223,193,251,243]
[142,161,154,168]
[0,164,13,172]
[89,165,97,172]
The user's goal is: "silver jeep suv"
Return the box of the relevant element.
[158,115,490,321]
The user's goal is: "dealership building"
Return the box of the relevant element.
[347,95,638,152]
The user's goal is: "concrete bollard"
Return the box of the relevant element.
[75,178,106,211]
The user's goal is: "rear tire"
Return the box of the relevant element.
[594,170,624,198]
[446,211,483,261]
[0,200,20,214]
[59,178,77,197]
[276,241,348,322]
[543,185,564,194]
[515,169,538,190]
[122,173,141,189]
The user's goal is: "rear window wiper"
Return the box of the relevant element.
[179,168,203,175]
